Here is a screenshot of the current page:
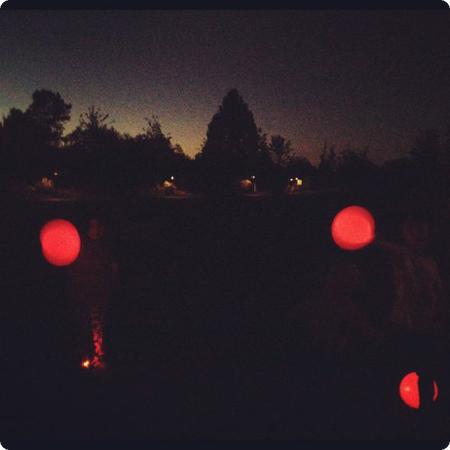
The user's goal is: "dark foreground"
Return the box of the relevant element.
[1,190,449,446]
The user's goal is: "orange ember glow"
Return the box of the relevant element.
[82,359,91,369]
[399,372,439,409]
[81,309,106,371]
[40,219,81,266]
[331,205,375,251]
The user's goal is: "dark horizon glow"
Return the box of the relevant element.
[1,10,449,164]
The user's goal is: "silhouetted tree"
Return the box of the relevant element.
[66,106,114,150]
[336,146,378,194]
[0,90,71,184]
[26,89,71,148]
[198,89,262,192]
[444,126,450,195]
[0,108,32,183]
[380,130,446,204]
[27,90,71,181]
[319,143,337,171]
[317,143,338,189]
[286,155,315,179]
[65,106,122,190]
[268,134,294,166]
[409,129,440,167]
[408,129,443,195]
[133,115,189,188]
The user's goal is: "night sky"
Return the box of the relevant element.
[1,10,449,164]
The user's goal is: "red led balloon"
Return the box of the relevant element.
[331,205,375,251]
[40,219,81,267]
[399,372,438,409]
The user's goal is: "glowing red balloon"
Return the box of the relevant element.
[399,371,438,409]
[331,205,375,251]
[40,219,81,267]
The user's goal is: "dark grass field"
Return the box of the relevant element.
[1,190,449,444]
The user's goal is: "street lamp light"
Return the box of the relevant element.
[250,175,257,192]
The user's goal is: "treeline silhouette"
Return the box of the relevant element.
[0,88,449,198]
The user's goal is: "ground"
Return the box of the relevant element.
[0,188,449,443]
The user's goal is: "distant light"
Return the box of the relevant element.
[40,219,81,266]
[240,179,253,190]
[296,178,303,187]
[81,359,91,369]
[40,177,54,189]
[289,178,293,182]
[399,372,439,409]
[331,205,375,251]
[170,176,175,181]
[251,175,256,180]
[54,171,59,177]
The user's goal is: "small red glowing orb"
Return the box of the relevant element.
[331,205,375,251]
[399,371,439,409]
[40,219,81,267]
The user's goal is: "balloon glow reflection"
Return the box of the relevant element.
[81,307,106,370]
[90,307,105,369]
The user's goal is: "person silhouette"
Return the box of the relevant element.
[377,212,449,393]
[292,208,448,436]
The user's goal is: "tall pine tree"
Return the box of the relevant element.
[199,89,262,191]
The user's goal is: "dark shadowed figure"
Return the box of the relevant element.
[68,218,119,369]
[285,209,448,438]
[383,217,447,337]
[376,214,449,423]
[307,211,448,361]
